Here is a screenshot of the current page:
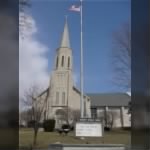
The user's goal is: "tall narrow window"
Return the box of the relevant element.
[44,111,46,120]
[56,56,59,68]
[62,92,65,105]
[84,101,86,117]
[91,108,97,119]
[68,57,70,68]
[61,56,64,67]
[56,92,59,105]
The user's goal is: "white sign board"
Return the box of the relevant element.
[75,122,103,137]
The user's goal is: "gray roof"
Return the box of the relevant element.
[87,93,131,107]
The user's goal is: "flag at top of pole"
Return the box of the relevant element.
[69,0,84,119]
[69,5,81,12]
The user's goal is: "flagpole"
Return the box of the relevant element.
[80,0,84,119]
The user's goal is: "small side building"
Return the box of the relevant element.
[88,93,131,128]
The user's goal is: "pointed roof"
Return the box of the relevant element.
[60,16,70,48]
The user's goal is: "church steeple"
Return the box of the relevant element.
[60,16,70,48]
[55,17,72,70]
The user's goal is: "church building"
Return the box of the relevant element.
[38,18,91,127]
[35,18,131,129]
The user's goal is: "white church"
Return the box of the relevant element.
[36,18,131,129]
[37,18,91,128]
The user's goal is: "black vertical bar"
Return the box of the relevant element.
[0,0,19,149]
[131,0,150,149]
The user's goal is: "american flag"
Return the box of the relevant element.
[69,5,81,12]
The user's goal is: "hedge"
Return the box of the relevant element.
[43,119,55,132]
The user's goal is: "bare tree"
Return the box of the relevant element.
[19,0,31,11]
[19,0,31,39]
[19,109,32,126]
[98,110,119,129]
[21,85,48,146]
[72,109,81,125]
[112,22,131,90]
[107,110,119,129]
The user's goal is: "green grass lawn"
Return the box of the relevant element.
[19,128,131,149]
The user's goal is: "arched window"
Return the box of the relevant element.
[61,56,64,67]
[56,92,59,105]
[56,56,59,68]
[68,57,70,68]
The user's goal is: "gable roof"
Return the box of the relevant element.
[37,87,49,98]
[87,93,131,107]
[73,86,90,99]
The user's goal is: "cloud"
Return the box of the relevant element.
[19,13,49,98]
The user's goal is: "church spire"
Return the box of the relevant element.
[60,16,70,48]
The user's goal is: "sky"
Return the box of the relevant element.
[19,0,131,97]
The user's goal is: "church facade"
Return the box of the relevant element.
[38,18,91,128]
